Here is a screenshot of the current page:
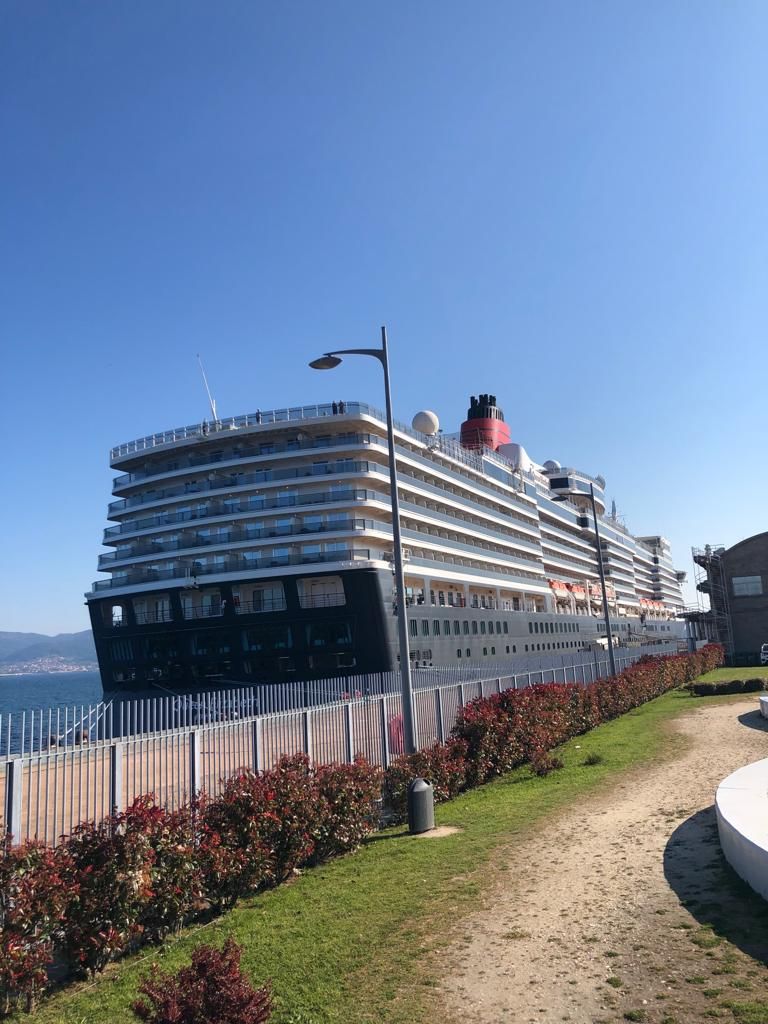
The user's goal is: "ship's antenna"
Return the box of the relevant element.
[196,354,217,421]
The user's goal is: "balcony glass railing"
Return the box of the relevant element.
[110,400,536,495]
[98,518,379,569]
[108,460,375,515]
[103,488,381,540]
[111,432,376,491]
[91,548,374,592]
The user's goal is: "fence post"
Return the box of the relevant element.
[380,696,390,769]
[345,703,354,764]
[303,710,313,763]
[189,729,201,798]
[109,742,123,815]
[251,718,263,774]
[4,759,23,846]
[459,682,466,707]
[435,688,445,744]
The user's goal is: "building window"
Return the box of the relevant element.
[732,575,763,597]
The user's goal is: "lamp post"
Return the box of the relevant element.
[309,326,417,754]
[588,482,617,677]
[552,483,616,677]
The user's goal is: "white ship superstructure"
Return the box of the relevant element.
[87,396,685,696]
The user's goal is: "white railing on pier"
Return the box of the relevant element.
[0,643,677,845]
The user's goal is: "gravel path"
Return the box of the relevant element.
[440,698,768,1024]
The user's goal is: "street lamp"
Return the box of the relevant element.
[309,326,417,754]
[553,482,616,677]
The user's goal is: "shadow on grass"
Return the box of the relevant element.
[737,710,768,733]
[363,828,410,844]
[663,807,768,965]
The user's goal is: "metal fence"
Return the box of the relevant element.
[0,643,676,845]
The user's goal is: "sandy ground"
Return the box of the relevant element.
[440,698,768,1024]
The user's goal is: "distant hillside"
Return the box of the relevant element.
[0,630,96,664]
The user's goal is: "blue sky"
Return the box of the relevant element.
[1,0,766,635]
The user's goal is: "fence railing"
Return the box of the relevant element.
[0,643,676,845]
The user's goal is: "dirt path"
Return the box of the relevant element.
[440,698,768,1024]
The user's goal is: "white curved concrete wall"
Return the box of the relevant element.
[716,757,768,902]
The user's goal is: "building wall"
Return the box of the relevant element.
[723,533,768,662]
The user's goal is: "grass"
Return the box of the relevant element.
[693,668,767,683]
[31,688,714,1024]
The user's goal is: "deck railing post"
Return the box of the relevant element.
[5,759,23,846]
[109,742,123,815]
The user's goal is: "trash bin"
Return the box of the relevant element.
[407,777,435,835]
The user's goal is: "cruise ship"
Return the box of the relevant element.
[86,395,687,699]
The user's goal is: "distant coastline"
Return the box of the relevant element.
[0,657,98,676]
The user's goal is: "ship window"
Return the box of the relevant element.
[525,644,528,652]
[191,634,231,656]
[432,620,440,636]
[444,620,450,635]
[298,575,345,609]
[110,638,134,662]
[503,622,509,634]
[106,603,126,627]
[457,649,462,658]
[529,623,533,634]
[247,583,286,613]
[242,625,293,652]
[533,622,538,634]
[480,621,486,634]
[491,646,496,655]
[453,621,460,636]
[466,648,471,657]
[483,647,488,656]
[306,622,353,648]
[732,575,762,597]
[410,619,418,637]
[472,621,478,635]
[463,621,469,634]
[200,590,222,617]
[421,620,430,636]
[487,622,493,634]
[497,621,502,633]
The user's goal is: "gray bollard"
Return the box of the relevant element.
[407,777,435,835]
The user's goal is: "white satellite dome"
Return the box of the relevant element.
[412,410,440,436]
[542,459,562,472]
[498,442,533,473]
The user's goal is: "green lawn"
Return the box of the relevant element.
[34,689,707,1024]
[694,667,768,683]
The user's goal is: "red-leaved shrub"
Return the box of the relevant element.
[132,938,271,1024]
[0,840,71,1014]
[314,757,383,859]
[383,738,468,818]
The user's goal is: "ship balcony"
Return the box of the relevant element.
[90,547,378,592]
[98,517,381,569]
[102,487,383,542]
[110,432,383,495]
[107,459,381,518]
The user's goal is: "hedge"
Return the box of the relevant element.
[383,644,724,815]
[688,677,767,696]
[0,645,723,1016]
